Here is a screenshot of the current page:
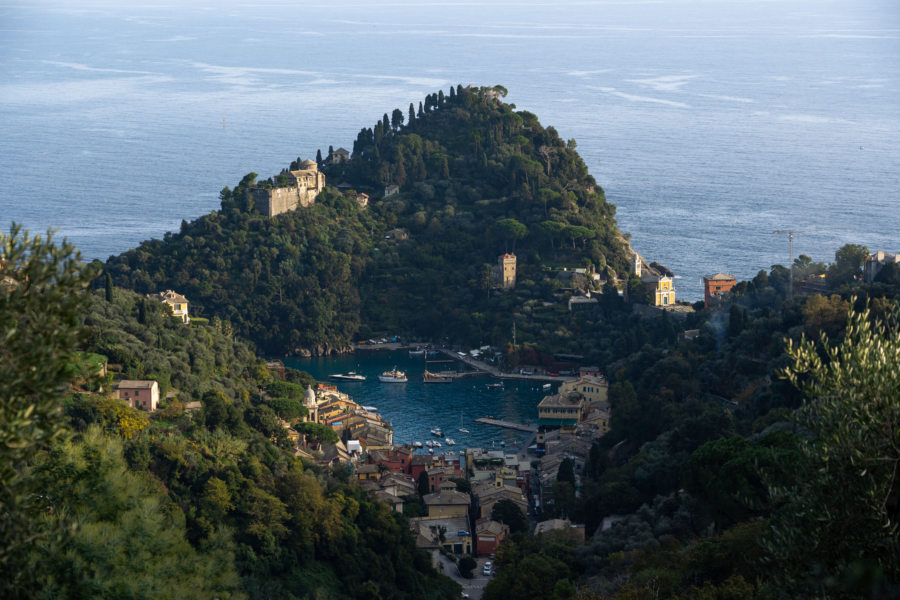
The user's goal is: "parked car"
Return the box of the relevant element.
[483,561,492,576]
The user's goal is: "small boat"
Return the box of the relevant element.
[428,448,434,454]
[378,367,408,383]
[425,440,434,448]
[486,382,504,390]
[459,427,470,434]
[430,427,443,437]
[444,438,455,446]
[409,346,425,357]
[413,441,423,448]
[433,441,441,447]
[542,383,552,390]
[330,372,366,381]
[362,405,378,413]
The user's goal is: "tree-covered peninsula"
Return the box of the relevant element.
[104,85,628,355]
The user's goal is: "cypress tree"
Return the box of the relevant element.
[408,103,416,127]
[449,85,455,100]
[438,89,444,105]
[418,101,424,118]
[382,113,390,133]
[105,272,113,302]
[316,149,323,163]
[138,299,147,324]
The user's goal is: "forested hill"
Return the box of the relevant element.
[104,85,628,354]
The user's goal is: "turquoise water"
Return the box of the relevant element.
[286,351,554,453]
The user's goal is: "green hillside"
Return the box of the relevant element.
[104,85,627,354]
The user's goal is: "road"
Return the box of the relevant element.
[436,552,495,600]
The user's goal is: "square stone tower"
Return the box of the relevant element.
[499,253,516,288]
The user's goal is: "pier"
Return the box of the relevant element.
[474,417,538,433]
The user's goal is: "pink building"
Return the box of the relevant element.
[116,380,160,411]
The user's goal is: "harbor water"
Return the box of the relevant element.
[286,351,555,454]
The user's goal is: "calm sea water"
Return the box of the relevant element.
[1,0,898,300]
[288,351,551,453]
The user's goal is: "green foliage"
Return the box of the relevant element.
[29,428,246,599]
[765,301,900,596]
[826,242,869,287]
[492,498,528,534]
[296,421,339,446]
[459,556,477,578]
[266,396,308,421]
[0,224,95,597]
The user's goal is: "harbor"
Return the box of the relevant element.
[473,418,538,433]
[286,350,554,453]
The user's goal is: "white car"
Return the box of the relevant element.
[482,561,492,576]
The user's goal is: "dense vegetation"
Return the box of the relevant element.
[481,249,900,599]
[2,227,459,600]
[104,85,627,353]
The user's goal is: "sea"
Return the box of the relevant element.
[1,0,898,299]
[287,351,551,454]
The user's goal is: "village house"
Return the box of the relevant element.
[864,250,900,283]
[115,380,160,411]
[423,488,471,519]
[355,192,369,208]
[329,147,350,164]
[411,517,472,556]
[149,290,190,323]
[473,483,528,520]
[475,519,510,557]
[702,272,737,308]
[534,518,586,544]
[384,184,400,197]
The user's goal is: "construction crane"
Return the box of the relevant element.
[773,230,796,300]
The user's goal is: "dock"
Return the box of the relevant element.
[474,418,538,433]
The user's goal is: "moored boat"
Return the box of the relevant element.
[444,438,455,446]
[430,427,443,437]
[486,382,504,389]
[330,371,366,381]
[413,441,423,448]
[378,367,408,383]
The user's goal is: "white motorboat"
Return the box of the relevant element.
[330,372,366,381]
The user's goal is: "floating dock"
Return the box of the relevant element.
[474,418,538,433]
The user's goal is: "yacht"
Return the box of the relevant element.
[378,367,408,383]
[329,372,366,381]
[430,427,443,437]
[444,438,455,446]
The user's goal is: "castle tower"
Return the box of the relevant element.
[499,253,516,288]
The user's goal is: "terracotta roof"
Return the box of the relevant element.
[115,380,157,389]
[704,272,736,281]
[424,490,470,506]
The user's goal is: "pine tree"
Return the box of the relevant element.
[391,108,404,131]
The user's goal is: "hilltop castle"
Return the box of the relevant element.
[250,159,325,217]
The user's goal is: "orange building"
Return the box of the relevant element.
[703,273,737,308]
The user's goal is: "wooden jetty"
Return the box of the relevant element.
[474,418,537,433]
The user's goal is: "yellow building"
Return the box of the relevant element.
[642,274,676,306]
[423,490,471,519]
[557,375,607,405]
